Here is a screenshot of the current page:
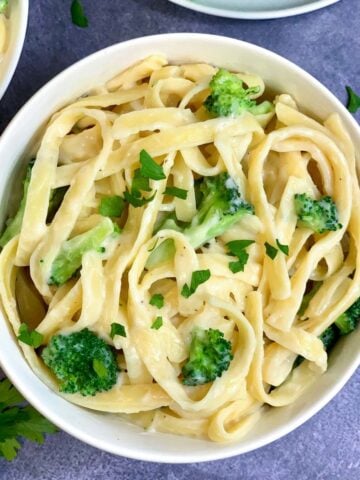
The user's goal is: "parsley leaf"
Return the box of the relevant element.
[163,187,188,200]
[181,269,211,298]
[71,0,88,28]
[124,190,156,208]
[265,242,278,260]
[226,240,255,257]
[229,250,249,273]
[151,316,163,330]
[149,293,164,309]
[99,196,124,217]
[0,378,57,461]
[17,324,43,348]
[276,239,289,256]
[346,86,360,114]
[110,322,127,339]
[140,150,165,180]
[226,239,255,273]
[92,359,108,379]
[124,167,156,208]
[132,169,151,193]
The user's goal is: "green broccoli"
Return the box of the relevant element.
[48,217,115,286]
[0,1,8,14]
[147,173,254,268]
[294,294,360,370]
[0,161,34,248]
[293,325,339,369]
[41,328,118,396]
[335,297,360,335]
[319,325,339,350]
[181,328,233,386]
[294,193,342,234]
[204,69,274,118]
[298,282,322,316]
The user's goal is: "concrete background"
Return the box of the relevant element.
[0,0,359,478]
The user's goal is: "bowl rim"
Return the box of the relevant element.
[0,0,29,101]
[0,33,359,464]
[168,0,340,20]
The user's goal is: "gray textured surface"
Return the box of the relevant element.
[0,0,360,478]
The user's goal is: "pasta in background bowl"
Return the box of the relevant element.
[0,0,27,101]
[0,34,359,463]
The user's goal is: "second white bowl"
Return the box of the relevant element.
[0,0,28,101]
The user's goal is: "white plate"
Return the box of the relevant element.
[0,0,28,101]
[169,0,340,19]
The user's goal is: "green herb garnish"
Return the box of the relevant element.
[17,324,43,348]
[265,242,278,260]
[346,86,360,114]
[149,294,164,309]
[276,239,289,256]
[110,322,127,339]
[163,187,188,200]
[0,378,57,461]
[139,149,165,181]
[151,316,163,330]
[181,269,211,298]
[99,196,125,217]
[71,0,88,28]
[226,239,254,273]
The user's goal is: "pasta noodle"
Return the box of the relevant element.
[0,55,359,443]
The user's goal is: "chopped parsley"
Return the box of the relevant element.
[0,378,57,461]
[151,316,163,330]
[265,242,278,260]
[17,324,43,348]
[149,293,164,309]
[139,149,165,181]
[71,0,88,28]
[163,186,188,200]
[110,322,127,339]
[99,196,125,217]
[226,239,254,273]
[346,86,360,114]
[181,269,211,298]
[276,239,289,256]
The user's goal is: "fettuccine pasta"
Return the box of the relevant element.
[0,55,359,443]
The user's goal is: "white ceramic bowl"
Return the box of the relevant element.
[168,0,340,20]
[0,34,359,463]
[0,0,28,101]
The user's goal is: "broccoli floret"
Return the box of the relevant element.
[41,328,118,396]
[204,69,274,118]
[147,174,253,268]
[48,217,115,286]
[319,325,339,350]
[0,161,34,248]
[293,325,339,369]
[335,297,360,335]
[294,193,342,234]
[181,328,233,386]
[184,174,254,248]
[298,282,322,316]
[0,1,8,14]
